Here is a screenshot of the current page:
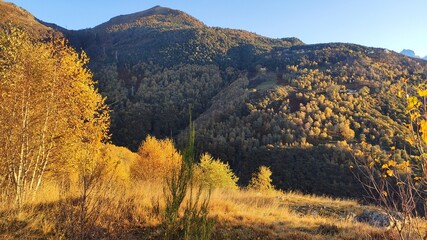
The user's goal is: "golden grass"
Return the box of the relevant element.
[208,189,389,239]
[0,181,423,239]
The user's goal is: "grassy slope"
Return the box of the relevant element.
[0,181,417,239]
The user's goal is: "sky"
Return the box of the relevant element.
[5,0,427,57]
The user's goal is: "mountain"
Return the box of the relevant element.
[53,5,304,149]
[58,5,303,69]
[400,49,427,61]
[0,0,61,38]
[95,5,206,32]
[2,2,427,198]
[400,49,418,58]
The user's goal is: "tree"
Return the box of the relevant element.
[339,122,355,140]
[248,166,274,191]
[0,26,109,207]
[352,80,427,239]
[131,135,182,182]
[194,153,238,189]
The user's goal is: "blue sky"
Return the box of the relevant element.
[6,0,427,57]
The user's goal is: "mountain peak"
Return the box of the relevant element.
[400,49,418,58]
[95,5,205,32]
[144,5,172,15]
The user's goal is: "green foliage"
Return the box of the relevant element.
[249,166,274,191]
[164,119,215,240]
[194,153,239,190]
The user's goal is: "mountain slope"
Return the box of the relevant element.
[60,6,302,68]
[94,5,206,32]
[188,43,427,197]
[2,2,427,198]
[0,1,61,38]
[56,6,427,198]
[52,6,303,149]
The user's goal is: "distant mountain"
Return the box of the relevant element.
[400,49,427,61]
[400,49,418,58]
[2,2,427,198]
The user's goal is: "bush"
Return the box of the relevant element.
[248,166,274,191]
[194,153,239,190]
[131,135,182,182]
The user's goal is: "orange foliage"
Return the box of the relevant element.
[131,135,182,182]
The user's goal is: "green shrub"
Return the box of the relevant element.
[164,120,215,240]
[194,153,239,190]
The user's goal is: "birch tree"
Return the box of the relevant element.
[0,26,109,207]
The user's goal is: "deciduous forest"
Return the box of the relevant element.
[1,2,427,239]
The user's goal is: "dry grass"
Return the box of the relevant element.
[1,180,419,240]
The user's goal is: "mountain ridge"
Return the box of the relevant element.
[0,0,62,38]
[93,5,206,33]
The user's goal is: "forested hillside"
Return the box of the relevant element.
[2,2,427,239]
[3,2,427,198]
[191,44,427,197]
[55,6,427,198]
[57,5,303,150]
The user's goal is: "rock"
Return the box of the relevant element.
[355,210,395,228]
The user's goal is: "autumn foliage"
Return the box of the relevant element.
[248,166,274,191]
[131,135,182,182]
[194,153,239,189]
[0,26,109,206]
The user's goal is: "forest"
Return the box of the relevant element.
[63,9,427,198]
[1,2,427,239]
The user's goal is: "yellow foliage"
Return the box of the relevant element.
[397,161,411,171]
[99,144,139,186]
[410,112,421,121]
[418,88,427,97]
[0,26,109,203]
[249,166,274,191]
[421,120,427,144]
[406,96,420,113]
[131,135,182,182]
[194,153,238,189]
[387,160,396,167]
[406,137,415,146]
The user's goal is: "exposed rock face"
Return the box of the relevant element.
[355,210,402,228]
